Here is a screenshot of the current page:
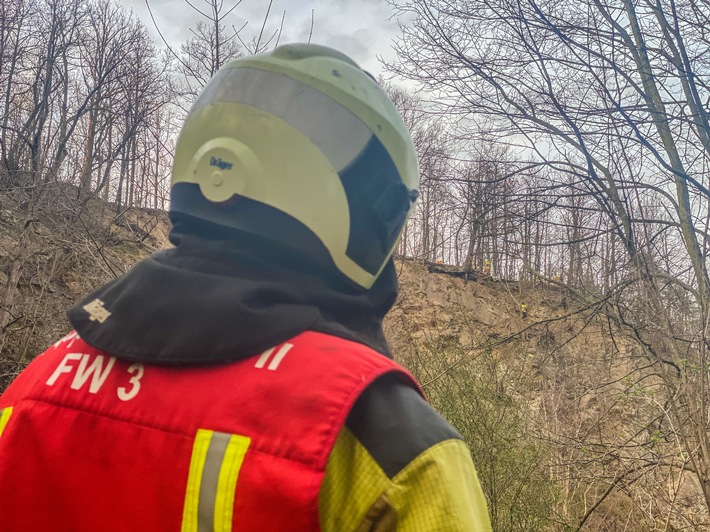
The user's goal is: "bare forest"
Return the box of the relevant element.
[2,0,710,529]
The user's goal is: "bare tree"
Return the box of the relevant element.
[3,0,85,183]
[388,0,710,523]
[147,0,288,110]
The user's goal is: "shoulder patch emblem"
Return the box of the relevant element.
[83,299,112,324]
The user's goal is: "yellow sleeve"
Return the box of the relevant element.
[319,427,492,531]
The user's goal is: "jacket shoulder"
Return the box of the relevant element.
[345,372,461,478]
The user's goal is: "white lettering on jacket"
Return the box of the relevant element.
[117,364,144,401]
[70,355,116,392]
[46,353,144,401]
[254,343,293,371]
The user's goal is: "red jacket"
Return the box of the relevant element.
[0,330,419,531]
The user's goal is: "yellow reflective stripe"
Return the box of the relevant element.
[182,429,251,532]
[182,429,213,532]
[0,407,13,437]
[214,434,250,531]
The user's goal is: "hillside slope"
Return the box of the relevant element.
[0,188,169,386]
[387,261,707,531]
[0,191,705,530]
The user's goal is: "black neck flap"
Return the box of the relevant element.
[68,220,397,365]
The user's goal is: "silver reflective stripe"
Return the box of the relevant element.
[192,67,373,173]
[182,429,251,532]
[197,432,232,532]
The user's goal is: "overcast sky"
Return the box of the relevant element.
[125,0,410,78]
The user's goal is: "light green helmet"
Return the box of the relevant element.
[170,43,419,289]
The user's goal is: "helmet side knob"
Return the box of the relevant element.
[189,138,263,203]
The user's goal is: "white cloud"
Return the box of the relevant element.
[127,0,405,76]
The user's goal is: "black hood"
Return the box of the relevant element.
[68,216,397,364]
